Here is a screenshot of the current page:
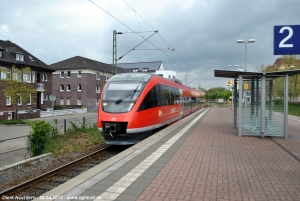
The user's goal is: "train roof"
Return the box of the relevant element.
[111,72,183,85]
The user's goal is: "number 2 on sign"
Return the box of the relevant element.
[279,26,293,48]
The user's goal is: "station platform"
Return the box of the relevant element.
[37,108,300,201]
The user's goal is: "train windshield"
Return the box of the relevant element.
[102,74,151,113]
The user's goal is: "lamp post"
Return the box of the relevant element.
[228,65,238,109]
[185,74,189,85]
[237,39,255,71]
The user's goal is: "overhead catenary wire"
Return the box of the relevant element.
[122,0,200,83]
[89,0,173,60]
[89,0,200,85]
[117,31,158,61]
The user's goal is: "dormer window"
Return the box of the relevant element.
[0,46,3,58]
[16,53,24,61]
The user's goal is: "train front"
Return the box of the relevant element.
[98,73,152,145]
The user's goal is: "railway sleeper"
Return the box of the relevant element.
[51,178,69,183]
[34,184,56,190]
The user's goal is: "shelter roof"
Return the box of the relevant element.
[214,69,300,79]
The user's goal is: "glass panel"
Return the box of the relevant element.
[241,78,261,136]
[264,78,284,137]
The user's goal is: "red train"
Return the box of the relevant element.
[98,73,205,145]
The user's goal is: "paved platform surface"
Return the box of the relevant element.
[37,108,300,201]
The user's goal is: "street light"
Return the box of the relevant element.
[237,39,255,71]
[185,74,189,85]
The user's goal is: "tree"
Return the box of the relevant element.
[282,55,300,103]
[257,55,300,102]
[1,66,37,119]
[256,64,274,72]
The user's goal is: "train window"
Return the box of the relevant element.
[102,81,146,113]
[138,85,158,111]
[163,85,171,105]
[156,84,165,106]
[170,87,180,104]
[138,84,181,112]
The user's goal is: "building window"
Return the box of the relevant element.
[60,98,64,105]
[67,71,71,78]
[78,71,81,78]
[96,85,101,93]
[60,85,64,91]
[7,112,12,120]
[13,68,21,81]
[27,94,32,105]
[78,84,81,91]
[96,72,100,80]
[43,93,48,101]
[67,85,71,91]
[66,98,71,105]
[0,67,11,79]
[96,98,99,106]
[77,98,81,105]
[6,96,11,106]
[19,54,24,61]
[23,71,35,83]
[17,94,22,106]
[15,53,24,61]
[0,50,2,57]
[60,71,64,78]
[42,74,47,81]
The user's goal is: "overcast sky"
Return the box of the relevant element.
[0,0,299,89]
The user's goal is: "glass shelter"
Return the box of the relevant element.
[214,70,300,138]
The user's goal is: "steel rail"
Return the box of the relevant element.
[0,145,111,197]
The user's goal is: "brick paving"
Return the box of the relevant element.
[137,108,300,201]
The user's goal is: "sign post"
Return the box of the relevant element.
[49,94,56,125]
[274,25,300,55]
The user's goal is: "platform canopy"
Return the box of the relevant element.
[214,69,300,138]
[214,69,300,79]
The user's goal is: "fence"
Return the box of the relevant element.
[0,135,31,167]
[0,114,98,168]
[51,116,96,134]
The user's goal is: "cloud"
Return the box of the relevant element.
[0,25,10,32]
[0,0,299,89]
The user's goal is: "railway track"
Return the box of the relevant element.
[0,145,129,200]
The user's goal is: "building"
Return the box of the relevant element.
[0,40,54,120]
[117,61,164,73]
[272,57,300,70]
[117,61,178,80]
[50,56,126,112]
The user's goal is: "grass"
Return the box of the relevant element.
[289,104,300,116]
[42,123,104,157]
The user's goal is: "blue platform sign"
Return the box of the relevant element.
[274,25,300,55]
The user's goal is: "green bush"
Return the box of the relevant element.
[54,104,64,110]
[274,99,284,105]
[0,119,27,125]
[27,120,52,156]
